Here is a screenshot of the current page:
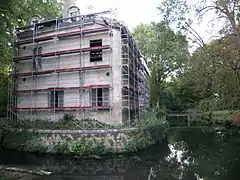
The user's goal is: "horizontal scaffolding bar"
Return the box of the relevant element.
[14,45,111,61]
[12,84,111,94]
[11,106,111,111]
[15,26,110,46]
[12,64,112,77]
[16,10,111,31]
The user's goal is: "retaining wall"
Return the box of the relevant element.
[0,125,166,155]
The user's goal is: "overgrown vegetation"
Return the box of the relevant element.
[69,140,111,155]
[0,112,169,130]
[0,0,62,117]
[1,117,113,130]
[166,110,240,127]
[1,129,48,152]
[132,0,240,117]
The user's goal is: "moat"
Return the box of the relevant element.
[0,128,239,180]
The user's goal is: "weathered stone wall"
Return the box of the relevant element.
[1,125,166,155]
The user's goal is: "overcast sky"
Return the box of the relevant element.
[76,0,160,29]
[76,0,222,48]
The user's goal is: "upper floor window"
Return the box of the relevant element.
[90,39,102,62]
[33,47,42,71]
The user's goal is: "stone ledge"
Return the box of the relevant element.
[3,127,143,134]
[1,125,166,155]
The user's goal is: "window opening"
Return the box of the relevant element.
[90,39,102,62]
[49,91,64,108]
[33,47,42,71]
[90,88,109,106]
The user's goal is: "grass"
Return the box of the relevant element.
[212,110,240,125]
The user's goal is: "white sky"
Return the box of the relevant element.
[76,0,223,49]
[76,0,160,29]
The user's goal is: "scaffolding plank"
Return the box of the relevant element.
[12,64,111,77]
[12,84,111,94]
[11,106,111,111]
[15,26,110,46]
[13,45,111,61]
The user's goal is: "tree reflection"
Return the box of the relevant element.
[0,128,239,180]
[159,128,240,180]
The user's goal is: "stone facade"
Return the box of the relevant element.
[1,125,166,155]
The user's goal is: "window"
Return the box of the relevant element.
[33,47,42,71]
[37,47,42,69]
[49,91,64,108]
[90,39,102,62]
[90,88,109,106]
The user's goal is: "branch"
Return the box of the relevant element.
[197,5,226,16]
[207,35,222,42]
[232,0,238,12]
[184,22,205,47]
[0,166,52,176]
[198,7,216,18]
[188,36,204,48]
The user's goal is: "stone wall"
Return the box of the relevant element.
[0,125,166,155]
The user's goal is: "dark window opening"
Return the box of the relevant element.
[90,39,102,47]
[90,39,102,62]
[97,88,103,106]
[33,47,42,71]
[49,91,64,108]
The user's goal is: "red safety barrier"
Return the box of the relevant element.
[12,64,111,77]
[11,106,111,111]
[15,26,110,45]
[12,84,111,93]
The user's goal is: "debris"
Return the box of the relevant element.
[0,166,52,176]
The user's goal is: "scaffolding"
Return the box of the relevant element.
[121,26,145,124]
[8,10,149,127]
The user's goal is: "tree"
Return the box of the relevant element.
[158,0,206,47]
[132,22,189,108]
[158,0,240,111]
[0,0,62,116]
[189,38,240,111]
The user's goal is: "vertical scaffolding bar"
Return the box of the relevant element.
[79,14,84,123]
[30,22,36,121]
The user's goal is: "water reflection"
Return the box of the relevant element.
[0,128,239,180]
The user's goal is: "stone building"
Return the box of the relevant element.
[8,0,149,124]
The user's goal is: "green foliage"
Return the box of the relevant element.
[0,0,62,116]
[69,140,109,155]
[62,113,76,122]
[54,143,70,154]
[132,22,189,108]
[133,110,169,130]
[1,129,47,152]
[153,0,240,112]
[124,138,148,153]
[4,118,116,130]
[188,38,240,111]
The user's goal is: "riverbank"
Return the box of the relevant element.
[0,124,166,155]
[166,110,240,127]
[0,128,239,180]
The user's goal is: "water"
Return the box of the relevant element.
[0,128,239,180]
